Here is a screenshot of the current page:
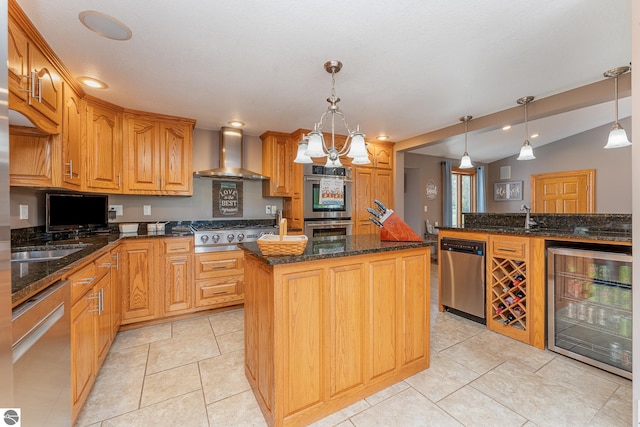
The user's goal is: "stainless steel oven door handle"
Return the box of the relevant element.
[304,176,353,183]
[305,221,354,228]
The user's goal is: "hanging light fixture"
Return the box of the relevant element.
[516,96,535,161]
[603,66,631,149]
[459,115,474,169]
[293,60,370,166]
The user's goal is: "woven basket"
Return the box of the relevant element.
[257,218,308,256]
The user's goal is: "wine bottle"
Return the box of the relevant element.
[496,303,506,314]
[503,313,515,325]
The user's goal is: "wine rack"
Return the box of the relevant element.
[487,236,531,344]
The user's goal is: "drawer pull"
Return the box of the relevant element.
[99,262,112,268]
[497,247,517,252]
[76,276,97,285]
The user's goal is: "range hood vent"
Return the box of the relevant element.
[194,127,267,180]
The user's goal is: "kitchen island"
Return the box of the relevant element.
[240,235,435,427]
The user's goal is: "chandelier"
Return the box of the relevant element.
[293,60,370,166]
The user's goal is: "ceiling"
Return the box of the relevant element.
[16,0,632,163]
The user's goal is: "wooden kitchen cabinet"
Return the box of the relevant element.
[9,125,60,187]
[7,8,62,134]
[69,250,115,423]
[71,286,95,422]
[353,163,393,235]
[61,84,84,190]
[283,129,305,230]
[365,140,393,169]
[162,237,195,315]
[486,235,544,348]
[194,250,244,308]
[84,96,123,192]
[120,239,158,324]
[261,131,294,197]
[123,112,194,195]
[243,246,429,426]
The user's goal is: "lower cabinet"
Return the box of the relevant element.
[244,248,429,426]
[195,250,244,308]
[70,250,115,423]
[162,237,195,315]
[120,239,158,324]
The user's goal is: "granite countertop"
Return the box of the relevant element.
[437,226,631,243]
[11,231,193,308]
[240,234,437,266]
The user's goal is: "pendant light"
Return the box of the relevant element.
[459,115,474,169]
[516,96,535,161]
[603,66,631,149]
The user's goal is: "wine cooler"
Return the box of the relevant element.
[548,246,632,379]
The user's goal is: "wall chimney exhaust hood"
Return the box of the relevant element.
[194,127,267,180]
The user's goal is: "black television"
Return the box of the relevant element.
[46,193,109,233]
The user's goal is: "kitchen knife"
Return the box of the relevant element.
[367,207,381,218]
[369,217,383,228]
[374,199,388,214]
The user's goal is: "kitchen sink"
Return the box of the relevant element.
[11,244,91,263]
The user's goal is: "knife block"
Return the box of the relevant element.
[380,211,423,242]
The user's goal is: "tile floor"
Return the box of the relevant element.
[76,263,632,426]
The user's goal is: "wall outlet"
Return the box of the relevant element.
[424,206,428,212]
[19,204,28,220]
[143,205,151,216]
[109,205,123,216]
[266,205,272,214]
[271,205,278,214]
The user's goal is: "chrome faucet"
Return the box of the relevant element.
[520,204,536,229]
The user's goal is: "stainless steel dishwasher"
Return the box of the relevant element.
[440,238,486,322]
[12,279,71,426]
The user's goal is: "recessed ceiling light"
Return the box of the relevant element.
[228,121,245,127]
[530,133,539,139]
[79,11,132,41]
[376,135,389,141]
[502,125,512,131]
[78,76,108,89]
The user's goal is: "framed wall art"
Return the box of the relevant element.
[493,181,523,201]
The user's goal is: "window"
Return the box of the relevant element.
[451,167,477,226]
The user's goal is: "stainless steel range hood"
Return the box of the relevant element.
[194,127,267,180]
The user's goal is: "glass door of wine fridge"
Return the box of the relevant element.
[547,246,632,379]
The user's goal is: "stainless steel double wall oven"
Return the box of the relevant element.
[303,164,353,239]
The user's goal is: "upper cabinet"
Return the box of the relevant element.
[261,131,294,197]
[84,97,123,192]
[9,125,60,187]
[7,0,197,195]
[365,141,393,169]
[124,112,194,195]
[8,6,62,134]
[61,84,84,190]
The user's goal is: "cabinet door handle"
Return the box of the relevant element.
[65,160,74,179]
[112,253,119,270]
[99,262,112,269]
[117,172,121,188]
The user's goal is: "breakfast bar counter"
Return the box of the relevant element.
[240,235,435,427]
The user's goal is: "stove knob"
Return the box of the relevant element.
[227,234,235,242]
[237,233,245,242]
[212,234,220,243]
[200,235,209,244]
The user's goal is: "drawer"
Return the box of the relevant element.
[94,251,112,281]
[195,251,243,279]
[68,262,98,303]
[195,275,244,307]
[490,237,528,259]
[163,238,192,254]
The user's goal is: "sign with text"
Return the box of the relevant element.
[212,181,243,217]
[493,181,523,201]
